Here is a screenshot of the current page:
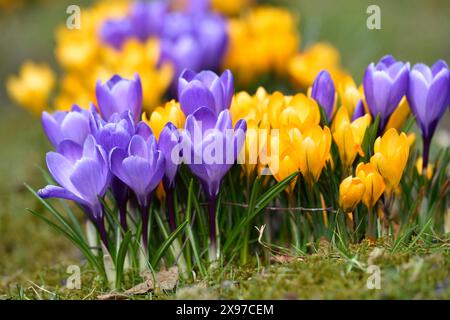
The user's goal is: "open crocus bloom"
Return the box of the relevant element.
[38,135,110,224]
[363,55,409,132]
[178,69,234,116]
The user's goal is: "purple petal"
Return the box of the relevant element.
[179,80,216,116]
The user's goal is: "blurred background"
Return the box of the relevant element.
[0,0,449,286]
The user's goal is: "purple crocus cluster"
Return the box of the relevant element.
[100,0,228,87]
[363,55,449,170]
[38,69,246,254]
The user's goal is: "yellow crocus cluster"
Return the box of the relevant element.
[339,128,409,212]
[332,107,371,169]
[224,6,299,84]
[288,42,348,89]
[8,1,172,114]
[6,61,56,115]
[142,100,186,140]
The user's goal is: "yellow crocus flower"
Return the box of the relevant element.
[288,42,348,89]
[293,125,332,184]
[415,157,433,180]
[268,129,298,191]
[339,176,365,213]
[7,61,55,115]
[370,128,410,195]
[332,107,371,168]
[356,163,385,210]
[337,76,362,116]
[384,97,410,132]
[142,100,185,140]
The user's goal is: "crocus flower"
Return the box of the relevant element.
[159,122,182,231]
[339,176,365,213]
[178,69,234,116]
[96,74,143,123]
[38,135,110,247]
[110,122,165,247]
[407,60,450,171]
[91,110,136,230]
[293,124,332,184]
[363,55,409,133]
[332,107,371,169]
[142,100,186,140]
[41,105,91,148]
[355,162,385,210]
[181,107,246,256]
[99,18,133,50]
[370,128,409,196]
[311,70,336,121]
[129,0,169,41]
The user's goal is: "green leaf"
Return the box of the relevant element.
[115,231,132,289]
[152,218,189,267]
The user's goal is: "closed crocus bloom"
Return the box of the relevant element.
[178,69,234,116]
[351,100,366,121]
[294,125,332,184]
[338,76,362,116]
[142,100,185,140]
[96,74,143,123]
[311,70,336,121]
[276,93,321,130]
[363,55,409,132]
[110,123,165,247]
[339,176,365,213]
[370,128,410,195]
[407,60,450,172]
[38,135,110,246]
[42,105,92,148]
[268,129,299,192]
[356,163,385,210]
[182,107,246,255]
[7,61,55,115]
[332,107,371,168]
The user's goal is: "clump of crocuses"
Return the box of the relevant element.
[38,70,247,260]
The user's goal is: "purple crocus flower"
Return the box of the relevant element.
[158,122,182,231]
[363,55,410,133]
[129,0,169,41]
[91,110,136,230]
[99,18,133,50]
[407,60,450,171]
[96,74,143,123]
[311,70,336,121]
[352,100,366,121]
[181,107,246,255]
[38,135,110,247]
[41,105,91,148]
[178,69,234,116]
[109,122,165,247]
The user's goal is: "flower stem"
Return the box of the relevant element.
[208,196,217,260]
[422,137,430,173]
[166,188,176,232]
[141,204,150,250]
[96,217,109,250]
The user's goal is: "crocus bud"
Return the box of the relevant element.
[407,60,450,171]
[356,163,385,210]
[96,74,143,123]
[339,176,365,213]
[370,128,409,195]
[178,69,234,116]
[311,70,336,121]
[363,55,409,133]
